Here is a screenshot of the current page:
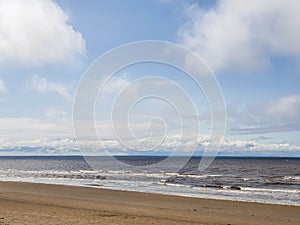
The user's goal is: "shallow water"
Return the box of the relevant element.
[0,156,299,205]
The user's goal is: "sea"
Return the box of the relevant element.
[0,156,299,206]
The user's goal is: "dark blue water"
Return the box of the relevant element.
[0,156,299,205]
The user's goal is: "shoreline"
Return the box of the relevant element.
[1,178,299,206]
[0,181,299,225]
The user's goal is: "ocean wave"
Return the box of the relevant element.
[241,187,300,193]
[283,176,300,181]
[176,174,222,179]
[264,182,298,186]
[0,169,107,180]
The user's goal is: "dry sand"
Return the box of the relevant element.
[0,181,299,225]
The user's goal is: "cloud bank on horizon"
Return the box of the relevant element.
[0,0,299,156]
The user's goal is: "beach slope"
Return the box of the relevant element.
[0,181,299,225]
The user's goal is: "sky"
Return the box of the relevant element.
[0,0,299,156]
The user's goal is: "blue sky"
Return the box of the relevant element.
[0,0,299,156]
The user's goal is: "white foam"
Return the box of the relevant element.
[284,176,300,181]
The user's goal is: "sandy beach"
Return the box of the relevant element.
[0,181,298,225]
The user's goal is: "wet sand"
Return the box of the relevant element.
[0,181,299,225]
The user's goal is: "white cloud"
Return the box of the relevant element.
[220,138,300,155]
[265,95,300,122]
[0,132,299,156]
[46,109,68,120]
[0,0,86,66]
[0,138,78,155]
[0,78,7,93]
[100,76,130,99]
[0,117,72,140]
[28,75,72,99]
[179,0,300,73]
[228,95,300,134]
[0,114,298,155]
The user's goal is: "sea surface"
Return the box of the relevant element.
[0,156,299,206]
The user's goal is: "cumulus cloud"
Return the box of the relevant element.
[0,114,298,155]
[0,0,86,66]
[219,138,300,156]
[179,0,300,73]
[0,138,78,155]
[0,133,299,156]
[0,78,7,93]
[28,75,72,99]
